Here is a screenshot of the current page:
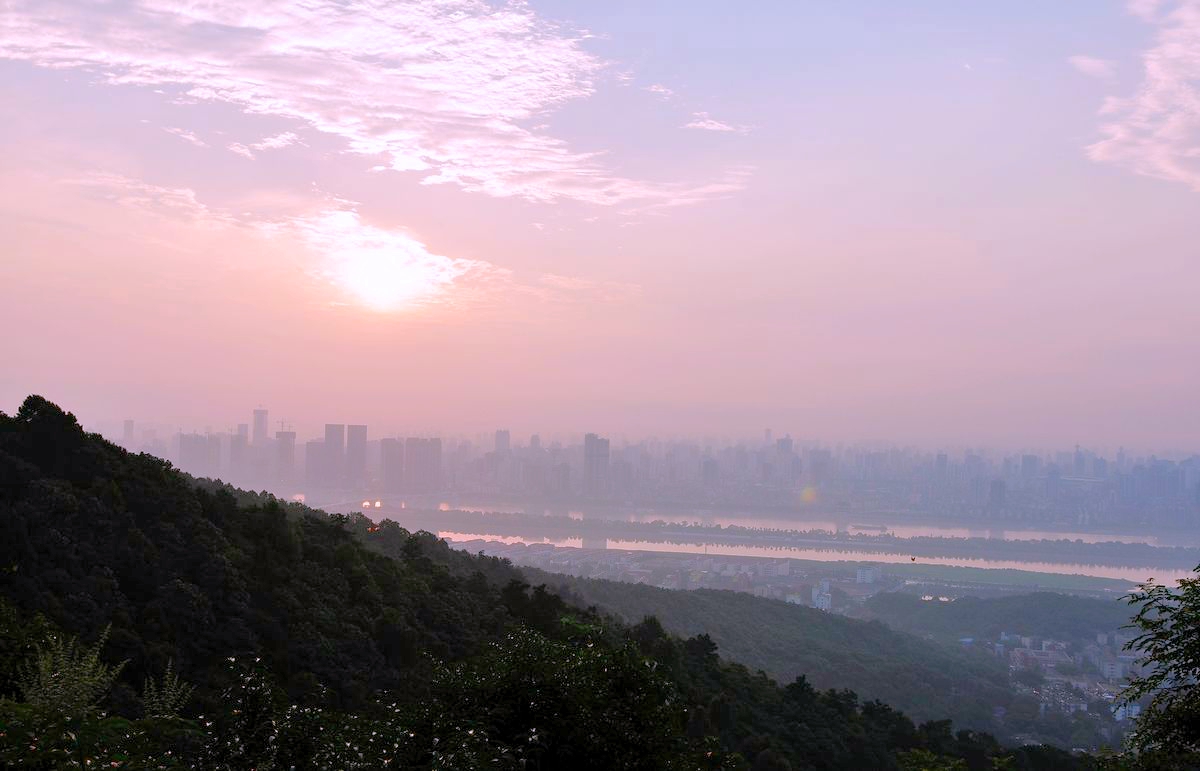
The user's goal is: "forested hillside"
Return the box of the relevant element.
[858,592,1133,644]
[523,570,1011,728]
[0,396,1088,769]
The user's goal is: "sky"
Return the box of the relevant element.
[1,0,1199,449]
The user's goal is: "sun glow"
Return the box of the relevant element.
[297,210,477,312]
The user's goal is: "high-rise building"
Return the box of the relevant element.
[275,431,296,484]
[324,424,345,487]
[583,433,610,498]
[304,439,324,488]
[1021,454,1040,482]
[380,438,404,492]
[122,419,135,448]
[178,432,209,476]
[988,479,1007,510]
[252,409,269,446]
[403,437,442,493]
[206,434,222,478]
[494,429,510,455]
[229,431,248,478]
[529,434,541,451]
[346,424,368,488]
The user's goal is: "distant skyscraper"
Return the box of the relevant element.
[495,429,510,455]
[178,432,209,476]
[403,437,442,493]
[380,438,404,492]
[304,439,324,488]
[275,430,296,484]
[252,409,269,447]
[207,434,222,477]
[988,479,1007,511]
[324,424,345,488]
[583,433,610,498]
[529,434,541,451]
[346,424,367,488]
[229,431,248,477]
[122,419,135,448]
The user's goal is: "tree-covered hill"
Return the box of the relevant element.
[857,592,1134,645]
[0,396,1087,769]
[521,570,1012,729]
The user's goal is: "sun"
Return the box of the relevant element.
[300,210,473,312]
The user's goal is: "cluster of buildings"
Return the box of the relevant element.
[118,410,1200,529]
[965,629,1146,724]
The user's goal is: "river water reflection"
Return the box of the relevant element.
[437,530,1193,584]
[356,495,1200,547]
[300,493,1197,584]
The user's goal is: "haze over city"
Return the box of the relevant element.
[7,2,1200,767]
[4,0,1200,448]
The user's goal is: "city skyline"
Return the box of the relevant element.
[86,402,1200,459]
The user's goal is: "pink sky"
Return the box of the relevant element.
[2,1,1199,449]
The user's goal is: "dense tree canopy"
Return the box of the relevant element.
[1121,571,1200,764]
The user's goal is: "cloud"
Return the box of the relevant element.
[228,131,301,159]
[683,112,749,134]
[644,84,674,99]
[1086,1,1200,190]
[1128,0,1165,20]
[1,1,743,208]
[1068,55,1117,79]
[163,126,207,146]
[67,173,231,226]
[64,172,639,312]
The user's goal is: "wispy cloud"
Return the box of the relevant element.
[163,126,207,147]
[683,112,749,134]
[228,131,301,159]
[64,172,640,312]
[1,1,743,208]
[1086,1,1200,190]
[67,172,231,226]
[1068,55,1117,79]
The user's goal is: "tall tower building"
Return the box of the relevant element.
[583,433,610,498]
[178,433,209,476]
[324,424,345,488]
[380,438,404,492]
[495,429,511,455]
[346,424,368,488]
[122,419,135,448]
[229,431,248,478]
[403,437,442,493]
[304,439,324,488]
[275,430,296,484]
[252,409,269,447]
